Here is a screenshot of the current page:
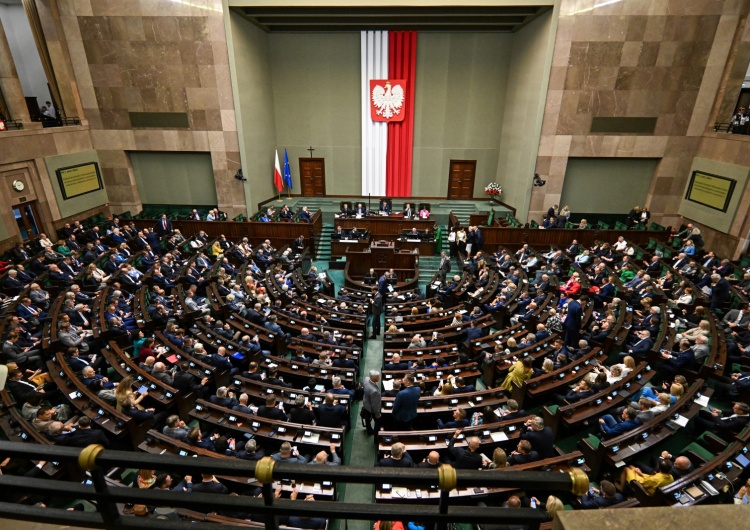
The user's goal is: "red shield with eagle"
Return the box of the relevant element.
[370,79,406,122]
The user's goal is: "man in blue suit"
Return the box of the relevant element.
[594,277,615,308]
[579,480,625,509]
[622,329,654,360]
[377,271,390,295]
[659,339,695,383]
[564,295,585,347]
[392,374,420,430]
[464,319,484,346]
[379,199,391,214]
[599,407,640,438]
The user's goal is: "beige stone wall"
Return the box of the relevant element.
[533,0,745,255]
[57,0,244,215]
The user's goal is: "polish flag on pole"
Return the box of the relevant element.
[273,149,283,192]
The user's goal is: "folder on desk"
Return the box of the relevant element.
[490,432,509,442]
[673,415,689,427]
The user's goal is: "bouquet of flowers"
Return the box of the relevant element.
[484,182,502,197]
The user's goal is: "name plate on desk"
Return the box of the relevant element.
[340,239,358,243]
[406,239,421,242]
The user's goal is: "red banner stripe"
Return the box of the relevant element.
[386,31,417,197]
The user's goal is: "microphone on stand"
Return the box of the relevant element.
[368,193,371,215]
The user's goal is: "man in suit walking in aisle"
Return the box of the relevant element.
[361,370,382,436]
[370,288,383,339]
[564,295,586,348]
[438,251,451,281]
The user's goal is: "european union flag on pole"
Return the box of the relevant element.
[283,148,292,189]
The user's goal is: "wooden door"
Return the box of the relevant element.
[299,158,326,197]
[448,160,476,199]
[12,201,42,241]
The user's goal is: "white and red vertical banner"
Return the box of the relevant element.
[361,31,417,197]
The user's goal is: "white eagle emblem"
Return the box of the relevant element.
[372,81,404,120]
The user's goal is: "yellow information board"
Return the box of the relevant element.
[685,171,736,212]
[56,162,102,200]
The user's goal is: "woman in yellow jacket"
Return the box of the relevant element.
[499,357,533,391]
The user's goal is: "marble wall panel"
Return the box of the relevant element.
[65,1,240,213]
[532,0,729,237]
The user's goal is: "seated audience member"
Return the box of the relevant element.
[579,480,625,509]
[376,442,413,467]
[692,402,750,435]
[317,393,347,427]
[520,416,555,458]
[507,439,540,466]
[163,415,190,442]
[446,429,488,469]
[437,408,469,429]
[272,442,308,464]
[599,406,640,438]
[619,458,674,495]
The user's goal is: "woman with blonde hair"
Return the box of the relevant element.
[489,447,508,468]
[678,319,710,342]
[386,323,401,334]
[116,375,147,412]
[434,381,453,396]
[211,240,222,257]
[545,495,565,518]
[539,358,555,376]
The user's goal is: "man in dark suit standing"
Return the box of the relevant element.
[370,289,383,338]
[438,251,451,281]
[377,271,390,295]
[710,273,731,311]
[563,295,585,348]
[153,214,173,236]
[392,374,420,430]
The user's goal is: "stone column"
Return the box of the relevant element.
[0,19,33,124]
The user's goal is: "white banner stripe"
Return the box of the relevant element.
[361,30,388,197]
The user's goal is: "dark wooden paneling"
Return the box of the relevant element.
[130,211,322,257]
[337,216,436,239]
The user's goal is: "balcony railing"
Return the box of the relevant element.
[0,440,588,530]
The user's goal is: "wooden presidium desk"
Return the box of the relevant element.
[331,236,370,259]
[338,214,435,238]
[338,214,437,256]
[345,242,419,284]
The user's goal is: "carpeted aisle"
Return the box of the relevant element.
[335,333,385,530]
